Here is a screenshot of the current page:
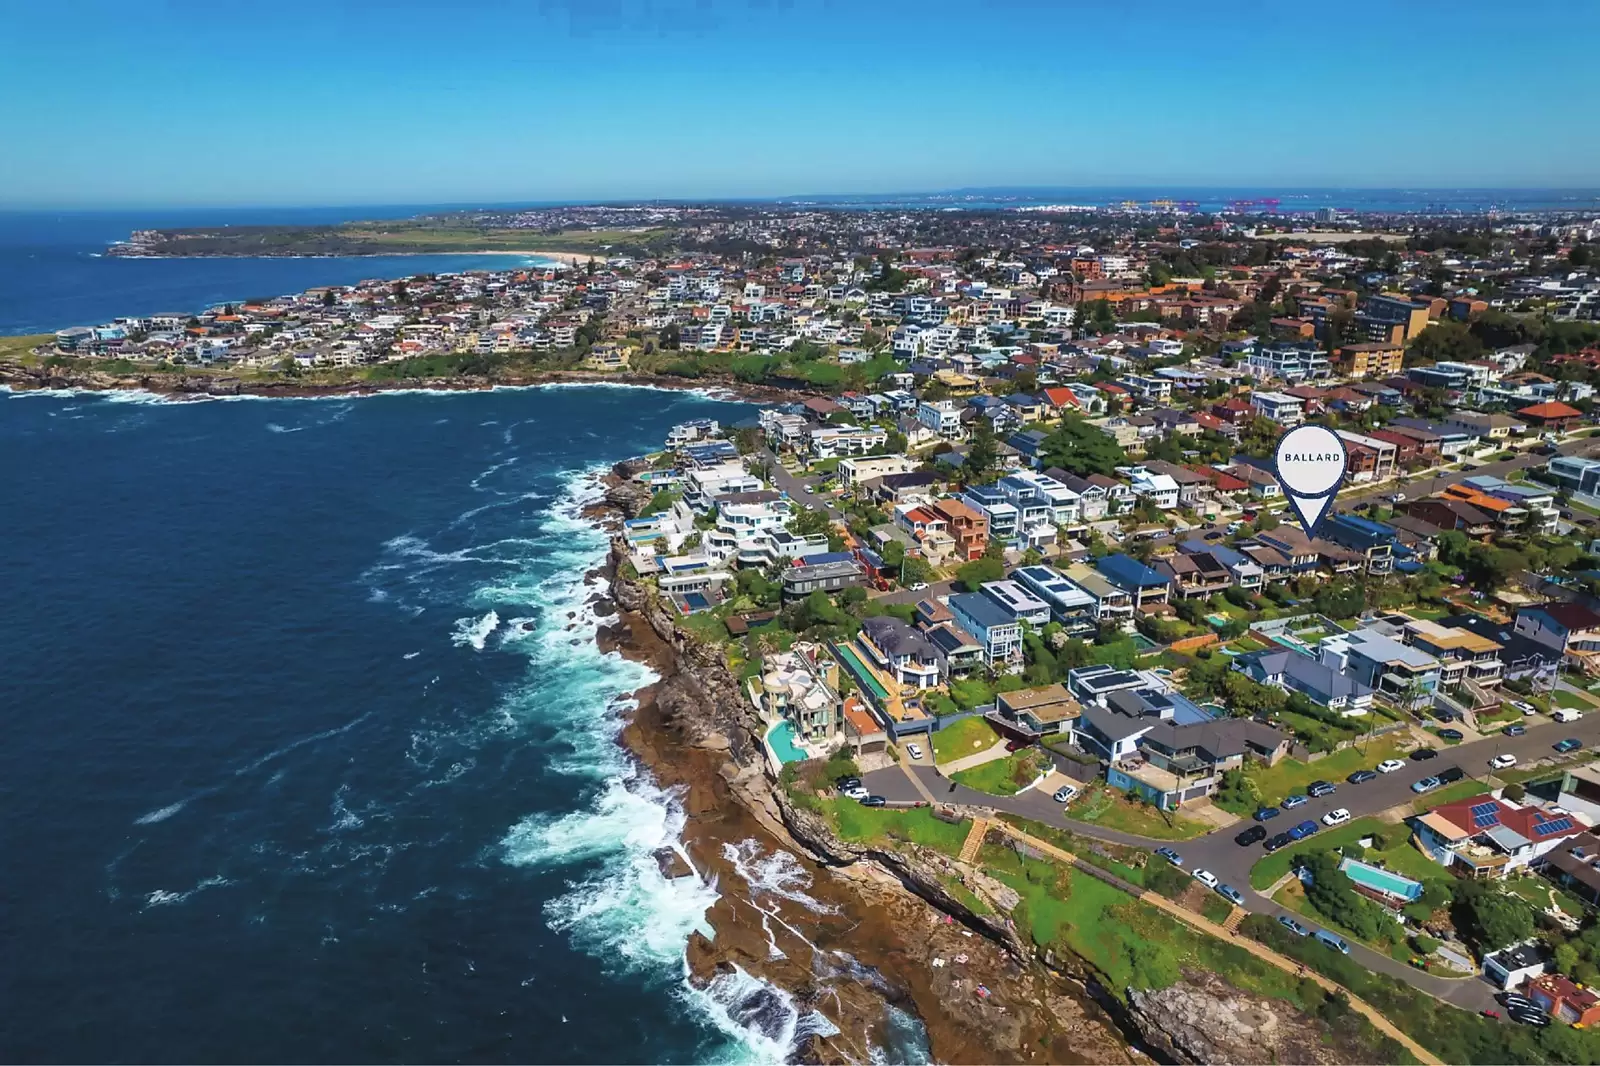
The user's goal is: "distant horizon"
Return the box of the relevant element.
[5,183,1600,215]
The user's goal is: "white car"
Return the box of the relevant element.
[1322,808,1351,827]
[1193,869,1219,889]
[1376,759,1406,774]
[909,582,929,592]
[1052,784,1078,803]
[906,743,923,760]
[1491,753,1518,770]
[844,786,869,800]
[1508,700,1536,716]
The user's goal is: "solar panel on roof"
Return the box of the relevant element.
[1470,801,1500,828]
[1534,817,1574,837]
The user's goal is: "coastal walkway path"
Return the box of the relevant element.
[989,822,1442,1066]
[937,738,1011,775]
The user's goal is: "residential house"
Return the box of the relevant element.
[1527,974,1600,1027]
[1233,648,1374,717]
[979,579,1052,627]
[1400,617,1504,695]
[948,592,1025,665]
[1514,603,1600,668]
[838,455,916,489]
[1127,467,1180,510]
[1095,553,1172,612]
[857,616,941,690]
[991,684,1083,742]
[1250,391,1305,426]
[1545,830,1600,909]
[1011,564,1099,636]
[780,559,866,601]
[754,644,842,743]
[930,497,989,560]
[1516,401,1583,431]
[1155,550,1233,600]
[1412,794,1586,880]
[1319,627,1441,709]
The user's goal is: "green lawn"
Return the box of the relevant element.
[930,716,998,764]
[1553,689,1597,710]
[983,852,1413,1062]
[1226,636,1270,652]
[823,799,970,856]
[951,751,1043,796]
[1504,875,1590,919]
[1244,735,1404,806]
[1403,605,1452,621]
[1249,817,1389,889]
[0,334,50,362]
[677,611,730,643]
[1072,785,1211,841]
[1411,778,1491,813]
[941,874,992,915]
[995,813,1151,885]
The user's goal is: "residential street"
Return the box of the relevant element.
[1332,434,1600,513]
[864,708,1600,1009]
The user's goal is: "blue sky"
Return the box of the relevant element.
[3,0,1597,207]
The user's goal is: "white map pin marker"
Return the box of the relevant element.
[1273,424,1348,539]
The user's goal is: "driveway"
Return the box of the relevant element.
[863,708,1600,1008]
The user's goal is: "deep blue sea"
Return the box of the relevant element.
[0,383,794,1064]
[0,208,559,336]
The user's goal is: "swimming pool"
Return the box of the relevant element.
[1338,857,1423,901]
[766,721,809,764]
[1129,633,1159,651]
[681,591,710,611]
[833,643,891,702]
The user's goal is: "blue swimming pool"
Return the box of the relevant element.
[767,721,809,764]
[681,591,710,611]
[1339,857,1423,901]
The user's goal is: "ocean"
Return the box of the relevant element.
[0,383,807,1063]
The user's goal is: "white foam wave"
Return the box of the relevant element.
[134,800,188,825]
[689,963,840,1065]
[266,421,303,433]
[143,874,232,909]
[403,650,421,660]
[451,610,500,650]
[722,840,838,915]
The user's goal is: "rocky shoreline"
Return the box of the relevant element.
[0,359,805,405]
[589,462,1141,1064]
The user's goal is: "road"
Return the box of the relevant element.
[868,708,1600,1009]
[1332,434,1600,514]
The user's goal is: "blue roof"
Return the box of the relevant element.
[1395,559,1425,573]
[1096,553,1169,590]
[949,591,1015,629]
[799,551,853,565]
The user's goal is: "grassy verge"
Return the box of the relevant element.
[1072,785,1211,841]
[1244,736,1403,805]
[1249,817,1388,890]
[982,849,1414,1063]
[952,750,1044,796]
[930,716,997,763]
[994,813,1152,885]
[1410,778,1488,812]
[823,798,969,856]
[1244,914,1598,1064]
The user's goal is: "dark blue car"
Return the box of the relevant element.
[1288,819,1319,841]
[1253,806,1282,822]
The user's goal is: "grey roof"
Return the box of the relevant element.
[862,616,937,660]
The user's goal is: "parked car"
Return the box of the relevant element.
[906,743,923,760]
[1509,1008,1551,1027]
[1216,884,1245,906]
[1253,806,1282,822]
[1314,930,1351,954]
[860,795,887,807]
[1307,780,1337,798]
[1377,759,1406,774]
[1410,748,1440,761]
[908,582,929,592]
[1500,992,1538,1011]
[1278,916,1311,936]
[1053,784,1079,803]
[1005,739,1030,753]
[1505,725,1527,737]
[1437,728,1465,742]
[1437,765,1466,785]
[1322,808,1352,827]
[1236,825,1267,847]
[1264,832,1292,853]
[1347,769,1378,784]
[1490,753,1518,770]
[844,786,869,800]
[836,775,863,791]
[1508,700,1536,715]
[1155,847,1183,866]
[1288,820,1319,841]
[1281,794,1309,809]
[1411,776,1441,795]
[1553,708,1584,723]
[1193,869,1219,889]
[1555,738,1584,753]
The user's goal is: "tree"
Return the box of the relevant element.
[901,555,936,586]
[1451,881,1534,953]
[956,556,1005,591]
[1037,416,1125,478]
[964,420,1000,484]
